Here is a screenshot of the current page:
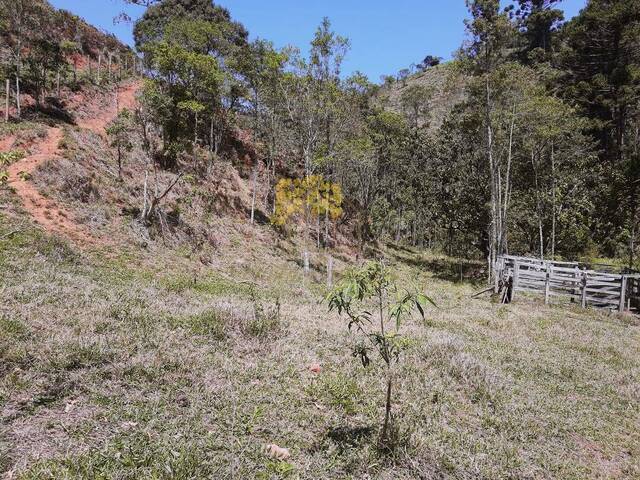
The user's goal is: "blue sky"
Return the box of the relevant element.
[49,0,586,81]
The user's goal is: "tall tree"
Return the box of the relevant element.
[463,0,516,281]
[560,0,640,262]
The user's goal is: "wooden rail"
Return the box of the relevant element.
[496,255,639,312]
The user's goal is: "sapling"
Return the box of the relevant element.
[106,108,134,180]
[326,260,434,449]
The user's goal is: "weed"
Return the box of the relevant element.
[0,149,26,167]
[258,460,296,479]
[169,309,229,340]
[162,273,250,297]
[0,315,30,340]
[243,282,282,338]
[47,341,112,372]
[307,371,362,414]
[20,432,215,479]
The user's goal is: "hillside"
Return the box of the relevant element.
[374,62,467,130]
[0,0,133,122]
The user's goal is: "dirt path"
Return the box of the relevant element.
[3,81,140,246]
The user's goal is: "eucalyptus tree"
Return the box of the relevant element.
[463,0,518,280]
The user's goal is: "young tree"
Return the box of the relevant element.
[106,108,134,180]
[327,261,433,449]
[272,175,343,270]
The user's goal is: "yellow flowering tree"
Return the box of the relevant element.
[272,175,343,279]
[272,175,343,228]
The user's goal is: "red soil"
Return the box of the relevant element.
[3,81,141,246]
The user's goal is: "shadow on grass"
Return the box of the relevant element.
[326,425,375,450]
[387,244,486,286]
[21,98,77,126]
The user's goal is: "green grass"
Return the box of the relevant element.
[168,309,230,340]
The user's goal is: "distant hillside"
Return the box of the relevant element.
[374,62,468,130]
[0,0,132,71]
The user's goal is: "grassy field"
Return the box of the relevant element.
[1,207,640,479]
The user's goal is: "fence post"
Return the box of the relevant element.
[620,276,627,312]
[545,264,551,304]
[4,79,9,122]
[581,271,588,308]
[512,259,519,301]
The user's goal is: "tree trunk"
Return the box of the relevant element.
[250,160,258,225]
[381,375,393,445]
[551,142,556,260]
[15,76,21,118]
[531,150,544,260]
[117,145,122,180]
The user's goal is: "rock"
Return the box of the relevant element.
[264,443,290,460]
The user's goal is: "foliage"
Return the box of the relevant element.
[271,175,343,228]
[0,149,26,166]
[326,261,434,448]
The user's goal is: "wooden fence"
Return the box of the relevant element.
[496,255,640,313]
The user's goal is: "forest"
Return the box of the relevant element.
[1,0,638,269]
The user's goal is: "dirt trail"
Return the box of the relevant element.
[3,81,140,246]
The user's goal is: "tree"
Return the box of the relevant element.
[399,84,434,129]
[560,0,640,262]
[139,19,227,165]
[133,0,248,53]
[0,0,47,117]
[463,0,517,282]
[418,54,442,70]
[327,261,433,449]
[272,175,343,275]
[513,0,564,59]
[106,108,134,180]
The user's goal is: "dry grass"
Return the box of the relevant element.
[1,93,639,478]
[1,207,639,480]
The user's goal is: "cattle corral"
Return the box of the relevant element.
[496,255,640,313]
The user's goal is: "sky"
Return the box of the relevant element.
[49,0,587,82]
